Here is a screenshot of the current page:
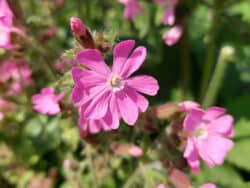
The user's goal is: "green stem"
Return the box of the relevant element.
[202,46,234,108]
[180,28,191,100]
[199,0,222,101]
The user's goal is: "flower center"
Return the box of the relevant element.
[193,126,208,139]
[110,75,122,88]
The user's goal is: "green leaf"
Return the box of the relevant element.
[227,139,250,172]
[193,164,243,188]
[234,118,250,139]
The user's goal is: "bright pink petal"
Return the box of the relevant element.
[71,85,85,106]
[183,108,204,131]
[126,75,159,96]
[203,134,234,165]
[208,115,234,137]
[109,95,120,129]
[120,46,147,78]
[184,138,200,173]
[71,67,85,85]
[162,26,183,46]
[124,86,149,112]
[112,40,135,74]
[116,91,138,125]
[203,107,226,121]
[76,49,111,76]
[84,90,111,119]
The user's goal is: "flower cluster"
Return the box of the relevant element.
[71,39,159,135]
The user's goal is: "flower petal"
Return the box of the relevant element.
[124,86,149,112]
[76,49,111,76]
[126,75,159,96]
[184,138,200,173]
[203,107,226,121]
[84,89,111,119]
[183,108,204,131]
[116,91,138,125]
[208,115,234,137]
[203,134,234,165]
[71,85,85,106]
[120,46,147,78]
[112,40,135,74]
[109,94,120,129]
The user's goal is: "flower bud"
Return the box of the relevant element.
[154,102,179,119]
[70,17,87,36]
[69,17,95,49]
[169,168,192,188]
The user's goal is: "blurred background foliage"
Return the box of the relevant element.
[1,0,250,187]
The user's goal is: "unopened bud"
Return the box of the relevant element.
[70,17,87,36]
[154,102,179,119]
[69,17,95,49]
[169,168,192,188]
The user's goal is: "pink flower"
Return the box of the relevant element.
[200,184,217,188]
[118,0,144,21]
[0,98,16,120]
[71,40,159,131]
[0,0,20,49]
[32,87,65,115]
[162,25,183,46]
[183,107,234,173]
[178,100,200,113]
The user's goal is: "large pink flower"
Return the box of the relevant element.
[183,107,234,173]
[118,0,144,21]
[32,87,65,115]
[71,40,159,131]
[0,0,20,49]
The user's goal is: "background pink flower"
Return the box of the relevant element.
[71,40,159,132]
[118,0,144,20]
[162,26,183,46]
[183,107,234,173]
[32,87,65,115]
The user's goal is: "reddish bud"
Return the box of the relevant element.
[70,17,87,36]
[69,17,95,49]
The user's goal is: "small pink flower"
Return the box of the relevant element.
[32,87,65,115]
[178,100,200,112]
[199,183,217,188]
[70,17,87,36]
[0,0,21,49]
[71,40,159,131]
[183,107,234,173]
[162,25,183,46]
[118,0,144,21]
